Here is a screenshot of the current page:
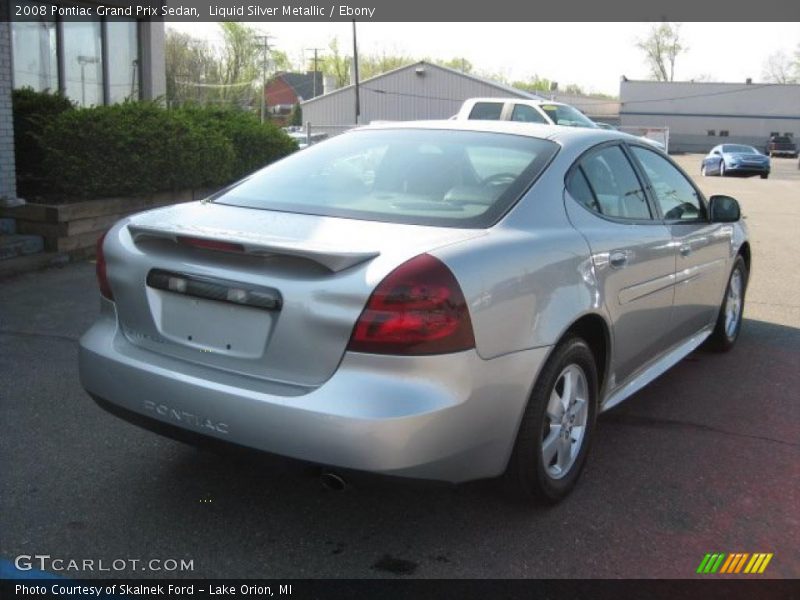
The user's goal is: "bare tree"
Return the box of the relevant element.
[636,23,686,82]
[762,49,799,84]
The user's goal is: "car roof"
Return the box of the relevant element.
[464,97,569,107]
[354,119,633,146]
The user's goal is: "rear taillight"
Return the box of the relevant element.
[347,254,475,355]
[95,231,113,300]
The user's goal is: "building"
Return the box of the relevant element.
[300,61,543,136]
[264,71,323,123]
[1,1,166,205]
[620,79,800,153]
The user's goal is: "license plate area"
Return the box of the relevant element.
[146,269,280,358]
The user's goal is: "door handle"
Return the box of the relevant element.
[679,244,693,257]
[609,251,629,269]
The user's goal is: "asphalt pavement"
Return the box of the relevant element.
[0,155,798,579]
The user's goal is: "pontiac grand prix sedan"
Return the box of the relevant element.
[79,121,750,503]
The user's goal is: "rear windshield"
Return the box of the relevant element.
[213,128,558,228]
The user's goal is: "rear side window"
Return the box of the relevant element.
[576,146,651,220]
[631,146,705,221]
[468,102,504,120]
[213,129,559,228]
[511,104,548,124]
[566,168,599,212]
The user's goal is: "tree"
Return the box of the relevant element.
[436,57,474,73]
[289,103,302,127]
[762,49,799,84]
[320,38,351,88]
[165,30,218,107]
[636,23,686,82]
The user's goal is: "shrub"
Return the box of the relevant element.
[36,102,297,200]
[180,105,298,180]
[40,102,235,199]
[12,88,74,199]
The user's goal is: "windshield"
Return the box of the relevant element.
[539,104,597,128]
[213,128,558,228]
[723,144,759,154]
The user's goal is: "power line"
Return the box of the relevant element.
[254,34,275,123]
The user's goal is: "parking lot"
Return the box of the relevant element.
[1,154,798,579]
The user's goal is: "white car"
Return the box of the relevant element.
[458,98,666,150]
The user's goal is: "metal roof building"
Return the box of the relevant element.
[300,61,543,136]
[620,80,800,153]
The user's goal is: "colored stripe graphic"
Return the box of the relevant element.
[700,552,773,575]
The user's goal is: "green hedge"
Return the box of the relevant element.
[180,106,299,180]
[12,88,74,199]
[21,93,298,201]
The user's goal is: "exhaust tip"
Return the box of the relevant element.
[320,471,347,491]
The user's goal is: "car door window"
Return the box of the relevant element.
[468,102,504,120]
[631,146,706,221]
[576,146,652,220]
[510,104,547,124]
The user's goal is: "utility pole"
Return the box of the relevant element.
[254,34,274,123]
[352,20,360,124]
[305,48,324,97]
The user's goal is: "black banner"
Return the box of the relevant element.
[2,579,800,600]
[6,0,800,22]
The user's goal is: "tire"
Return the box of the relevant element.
[701,164,707,176]
[708,255,748,352]
[760,173,769,179]
[719,161,725,176]
[504,336,598,504]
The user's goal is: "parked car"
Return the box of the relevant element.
[456,98,666,150]
[80,121,750,503]
[457,97,598,128]
[701,144,771,179]
[764,135,798,158]
[595,122,618,131]
[285,130,328,150]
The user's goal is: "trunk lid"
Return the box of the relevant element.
[106,202,484,389]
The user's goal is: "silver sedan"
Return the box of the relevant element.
[79,121,750,503]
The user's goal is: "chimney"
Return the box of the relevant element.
[323,74,336,95]
[746,78,752,85]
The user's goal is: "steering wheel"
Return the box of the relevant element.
[482,172,518,187]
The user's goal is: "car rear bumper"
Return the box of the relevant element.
[79,301,549,483]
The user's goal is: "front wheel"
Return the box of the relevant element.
[719,161,726,176]
[760,173,769,179]
[708,256,748,352]
[504,337,598,503]
[701,164,708,176]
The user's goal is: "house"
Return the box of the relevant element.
[1,2,166,206]
[264,71,323,123]
[620,79,800,153]
[300,61,543,137]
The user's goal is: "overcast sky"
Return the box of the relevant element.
[168,22,800,95]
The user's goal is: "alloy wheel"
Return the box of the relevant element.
[724,268,743,339]
[542,364,589,479]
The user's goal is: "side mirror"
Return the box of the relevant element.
[709,195,741,222]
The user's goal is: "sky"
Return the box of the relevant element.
[167,22,800,96]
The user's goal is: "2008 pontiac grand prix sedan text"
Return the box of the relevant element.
[79,121,750,503]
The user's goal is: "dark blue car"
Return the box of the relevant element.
[701,144,771,179]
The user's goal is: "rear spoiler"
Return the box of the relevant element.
[127,224,379,273]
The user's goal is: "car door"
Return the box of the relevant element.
[564,143,677,388]
[629,145,731,345]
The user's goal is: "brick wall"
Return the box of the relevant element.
[0,20,17,203]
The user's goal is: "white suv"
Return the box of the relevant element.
[456,98,598,128]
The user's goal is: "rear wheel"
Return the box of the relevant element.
[504,337,598,503]
[708,256,748,352]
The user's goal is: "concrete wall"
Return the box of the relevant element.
[620,80,800,153]
[301,62,536,135]
[140,20,167,102]
[0,20,16,204]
